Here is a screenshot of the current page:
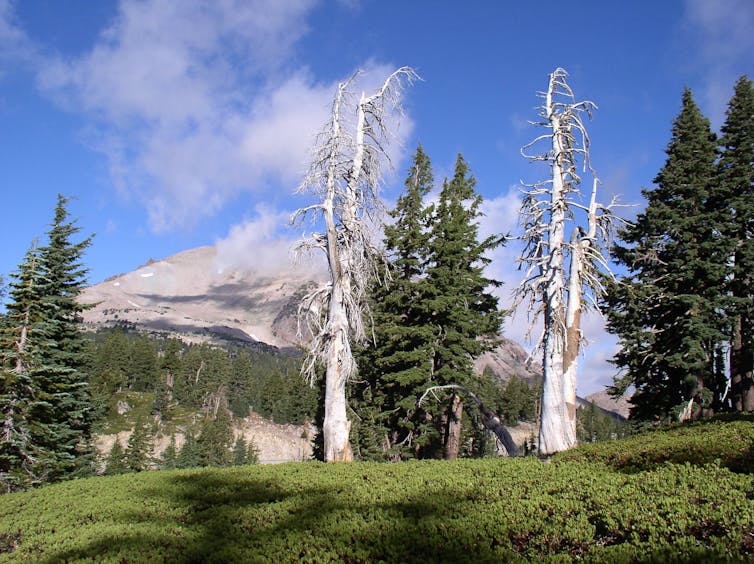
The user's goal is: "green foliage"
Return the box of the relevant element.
[103,440,126,476]
[718,76,754,410]
[175,429,202,470]
[231,437,247,466]
[86,328,317,429]
[1,417,753,562]
[606,88,727,420]
[354,149,505,461]
[124,418,153,472]
[576,402,629,444]
[196,408,234,468]
[160,436,178,471]
[246,437,260,465]
[0,196,95,489]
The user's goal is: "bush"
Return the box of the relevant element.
[1,417,753,562]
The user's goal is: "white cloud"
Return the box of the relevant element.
[0,0,34,72]
[214,203,326,278]
[683,0,754,126]
[35,0,335,231]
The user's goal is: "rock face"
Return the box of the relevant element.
[81,246,317,348]
[583,390,631,420]
[475,337,542,386]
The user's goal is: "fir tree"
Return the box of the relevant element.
[103,439,127,475]
[197,406,233,467]
[423,154,504,458]
[231,436,247,466]
[606,89,724,420]
[717,76,754,412]
[124,418,152,472]
[0,244,46,490]
[176,428,202,469]
[160,435,178,470]
[31,195,95,479]
[354,145,436,460]
[246,436,260,465]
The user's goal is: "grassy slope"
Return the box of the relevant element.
[1,417,754,563]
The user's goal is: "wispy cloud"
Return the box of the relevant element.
[32,0,338,231]
[214,202,326,278]
[683,0,754,125]
[0,0,35,73]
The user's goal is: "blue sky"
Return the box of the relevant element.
[1,0,752,395]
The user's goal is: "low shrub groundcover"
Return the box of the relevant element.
[1,417,753,563]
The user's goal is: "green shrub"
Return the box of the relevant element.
[1,417,753,562]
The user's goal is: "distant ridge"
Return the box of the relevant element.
[81,245,627,419]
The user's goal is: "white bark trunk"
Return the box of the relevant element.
[294,68,416,462]
[539,78,574,455]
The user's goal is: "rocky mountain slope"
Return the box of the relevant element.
[80,245,544,384]
[81,245,625,462]
[81,245,314,349]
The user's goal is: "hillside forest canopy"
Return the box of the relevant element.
[0,69,752,491]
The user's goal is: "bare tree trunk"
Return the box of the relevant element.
[295,68,417,462]
[444,394,463,460]
[538,78,573,456]
[516,69,617,455]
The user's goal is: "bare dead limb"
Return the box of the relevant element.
[419,384,520,457]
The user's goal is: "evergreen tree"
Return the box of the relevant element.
[717,76,754,412]
[0,244,46,490]
[197,406,234,467]
[176,428,202,469]
[124,418,152,472]
[423,154,504,458]
[354,145,436,460]
[231,436,247,466]
[606,89,724,420]
[103,439,127,475]
[160,435,178,470]
[33,195,95,479]
[1,196,94,486]
[246,436,260,464]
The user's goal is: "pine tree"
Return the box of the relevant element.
[246,436,260,464]
[717,76,754,412]
[231,436,247,466]
[353,144,437,460]
[160,435,178,470]
[1,196,94,486]
[176,428,202,469]
[606,88,724,421]
[0,244,46,490]
[197,406,234,467]
[423,154,504,459]
[124,418,152,472]
[104,439,127,475]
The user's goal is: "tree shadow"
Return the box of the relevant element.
[43,466,509,563]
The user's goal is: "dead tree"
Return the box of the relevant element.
[515,68,619,455]
[293,67,417,462]
[419,384,520,457]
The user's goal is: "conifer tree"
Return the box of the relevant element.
[176,428,202,469]
[423,154,504,459]
[197,406,234,467]
[246,436,260,464]
[160,435,178,470]
[104,439,127,475]
[0,244,46,490]
[124,418,152,472]
[717,76,754,412]
[353,145,436,460]
[29,195,95,480]
[606,88,724,420]
[231,436,247,466]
